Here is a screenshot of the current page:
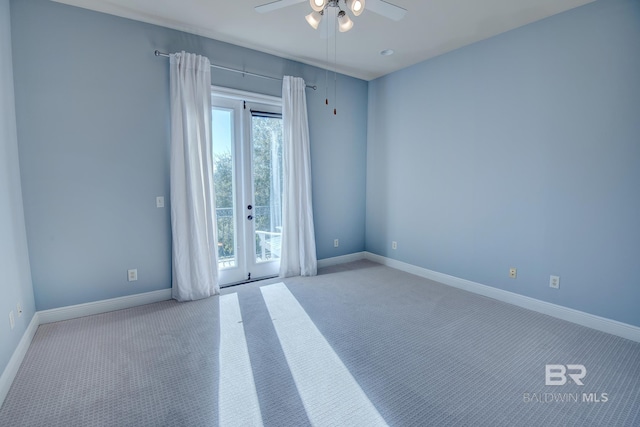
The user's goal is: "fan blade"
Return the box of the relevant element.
[255,0,306,14]
[365,0,407,21]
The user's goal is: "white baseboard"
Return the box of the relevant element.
[317,252,366,269]
[38,289,172,324]
[0,312,40,406]
[0,289,172,408]
[364,252,640,343]
[3,256,638,409]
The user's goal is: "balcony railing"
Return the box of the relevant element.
[216,206,280,268]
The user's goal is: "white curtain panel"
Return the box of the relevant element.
[280,76,318,277]
[169,51,219,300]
[270,131,282,233]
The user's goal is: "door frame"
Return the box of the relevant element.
[211,86,282,286]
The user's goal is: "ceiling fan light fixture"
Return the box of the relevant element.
[305,10,323,29]
[310,0,327,12]
[337,10,354,32]
[346,0,365,17]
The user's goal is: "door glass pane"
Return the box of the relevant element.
[251,114,283,264]
[212,108,236,269]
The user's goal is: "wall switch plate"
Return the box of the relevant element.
[550,275,560,289]
[156,196,165,208]
[9,311,14,330]
[509,268,517,279]
[392,241,398,250]
[334,239,339,248]
[128,269,138,282]
[17,303,22,317]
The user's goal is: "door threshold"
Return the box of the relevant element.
[220,274,280,289]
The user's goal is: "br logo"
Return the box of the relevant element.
[545,364,586,386]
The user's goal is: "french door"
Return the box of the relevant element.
[211,88,283,286]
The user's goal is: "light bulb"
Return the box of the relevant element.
[347,0,365,16]
[310,0,326,12]
[337,10,353,32]
[305,11,323,30]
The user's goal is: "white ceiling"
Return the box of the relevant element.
[52,0,594,81]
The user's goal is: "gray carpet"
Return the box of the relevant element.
[1,260,639,426]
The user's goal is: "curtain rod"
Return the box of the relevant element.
[154,50,317,90]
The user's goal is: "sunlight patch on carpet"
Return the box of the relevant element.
[218,293,264,427]
[260,282,387,426]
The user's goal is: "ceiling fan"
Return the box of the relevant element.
[256,0,407,32]
[256,0,406,115]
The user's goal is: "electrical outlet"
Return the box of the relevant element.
[392,241,397,250]
[334,239,339,248]
[509,268,517,279]
[17,303,23,317]
[550,275,560,289]
[9,311,15,330]
[128,269,138,282]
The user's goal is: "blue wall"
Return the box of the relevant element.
[0,0,36,384]
[366,0,640,327]
[8,0,640,331]
[10,0,368,311]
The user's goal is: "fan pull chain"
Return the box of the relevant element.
[325,10,329,107]
[333,18,337,115]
